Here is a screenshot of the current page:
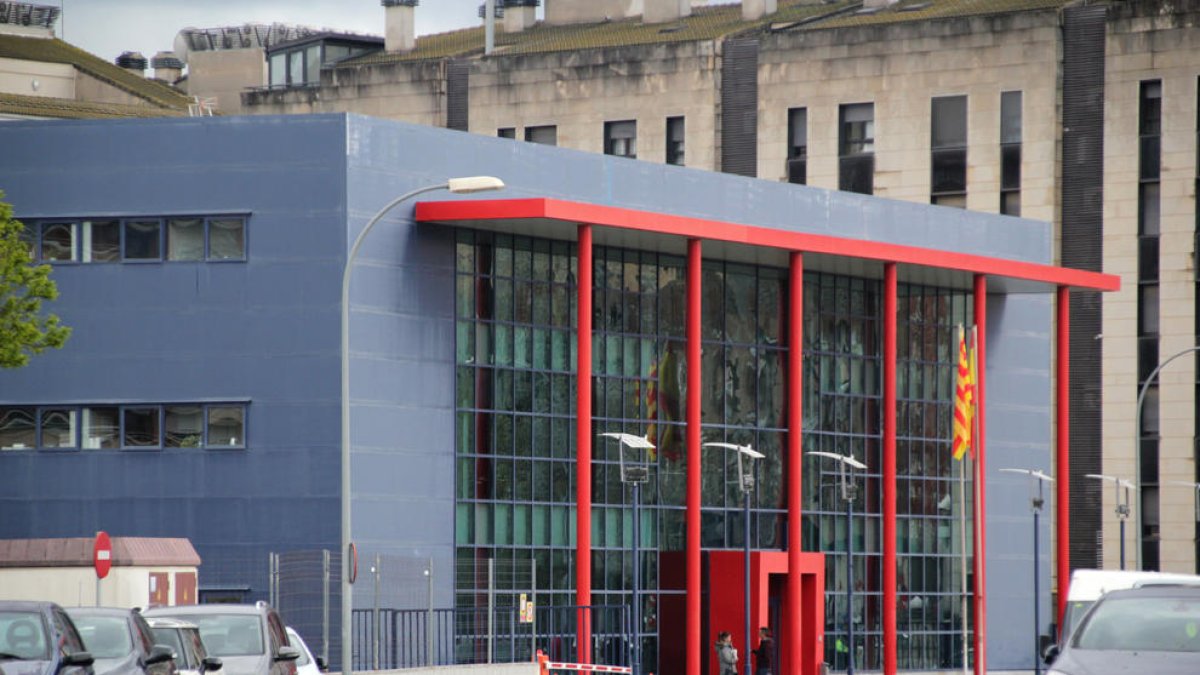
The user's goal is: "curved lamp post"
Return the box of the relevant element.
[807,451,866,675]
[1084,474,1135,571]
[999,468,1054,675]
[704,442,765,675]
[1134,344,1200,571]
[341,176,504,674]
[599,432,656,675]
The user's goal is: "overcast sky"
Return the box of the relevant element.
[58,0,521,64]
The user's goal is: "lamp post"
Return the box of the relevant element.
[1134,344,1200,571]
[600,432,656,675]
[807,451,867,675]
[999,468,1054,675]
[704,442,765,675]
[341,176,504,675]
[1084,474,1135,570]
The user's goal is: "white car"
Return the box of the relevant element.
[283,628,323,675]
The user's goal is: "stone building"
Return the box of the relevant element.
[230,0,1200,578]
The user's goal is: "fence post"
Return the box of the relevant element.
[531,557,538,661]
[372,554,381,670]
[487,557,495,664]
[426,557,434,667]
[322,549,330,666]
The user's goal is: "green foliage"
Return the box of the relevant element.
[0,191,71,368]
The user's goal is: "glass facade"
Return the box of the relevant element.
[453,230,975,671]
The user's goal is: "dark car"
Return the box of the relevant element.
[146,618,222,675]
[64,608,174,675]
[1044,585,1200,675]
[0,600,94,675]
[141,604,296,675]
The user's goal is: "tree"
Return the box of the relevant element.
[0,191,70,368]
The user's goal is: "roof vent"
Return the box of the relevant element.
[151,51,184,70]
[381,0,418,52]
[115,51,148,73]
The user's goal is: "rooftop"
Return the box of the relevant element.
[0,537,201,568]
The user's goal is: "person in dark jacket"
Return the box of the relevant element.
[715,631,738,675]
[754,626,774,675]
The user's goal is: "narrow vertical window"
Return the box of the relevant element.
[1138,78,1162,571]
[1000,91,1023,216]
[839,103,874,194]
[666,116,685,166]
[931,95,967,208]
[787,107,807,185]
[604,120,637,159]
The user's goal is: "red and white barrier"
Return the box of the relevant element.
[536,650,633,675]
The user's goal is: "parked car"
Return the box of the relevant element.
[146,618,222,675]
[1059,568,1200,644]
[142,604,297,675]
[1044,585,1200,675]
[282,629,322,675]
[0,600,94,675]
[64,608,175,675]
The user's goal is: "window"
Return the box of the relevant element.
[1,403,247,450]
[525,125,557,146]
[604,120,637,159]
[1138,78,1162,571]
[288,51,304,87]
[931,95,967,207]
[269,53,286,87]
[1000,91,1022,216]
[839,103,874,194]
[666,116,685,166]
[22,216,247,264]
[787,107,807,185]
[40,222,76,262]
[498,127,516,139]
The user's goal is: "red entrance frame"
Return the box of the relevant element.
[417,197,1118,675]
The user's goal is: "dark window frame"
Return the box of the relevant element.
[665,116,685,166]
[0,403,248,451]
[19,215,249,264]
[838,102,874,195]
[787,107,807,185]
[604,120,638,159]
[930,95,968,205]
[1000,91,1022,216]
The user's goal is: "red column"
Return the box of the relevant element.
[687,239,702,675]
[787,253,804,674]
[883,263,898,675]
[1055,286,1071,632]
[576,224,593,663]
[973,275,987,675]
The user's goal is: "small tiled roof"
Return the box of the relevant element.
[340,0,1071,65]
[0,537,201,568]
[0,33,192,110]
[0,92,189,119]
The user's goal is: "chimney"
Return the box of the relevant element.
[115,51,148,76]
[151,51,184,84]
[502,0,538,32]
[644,0,690,24]
[381,0,418,52]
[741,0,777,21]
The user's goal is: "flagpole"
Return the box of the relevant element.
[970,324,985,675]
[960,448,968,674]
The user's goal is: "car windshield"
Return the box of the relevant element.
[173,615,263,657]
[72,615,132,659]
[0,611,49,661]
[1076,596,1200,652]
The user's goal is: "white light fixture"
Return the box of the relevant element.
[447,176,506,194]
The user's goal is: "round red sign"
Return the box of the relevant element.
[93,531,112,579]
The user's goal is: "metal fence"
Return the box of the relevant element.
[268,550,631,670]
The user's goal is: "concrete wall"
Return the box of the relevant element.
[1102,2,1200,574]
[186,49,267,114]
[0,566,195,608]
[0,57,73,98]
[758,11,1061,224]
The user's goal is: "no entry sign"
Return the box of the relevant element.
[93,531,112,579]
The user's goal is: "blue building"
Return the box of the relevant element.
[0,114,1115,674]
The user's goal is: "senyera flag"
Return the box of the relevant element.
[952,324,975,461]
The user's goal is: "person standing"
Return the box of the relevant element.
[753,626,774,675]
[715,631,738,675]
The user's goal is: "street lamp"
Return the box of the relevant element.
[1134,344,1200,571]
[341,176,504,675]
[807,451,866,675]
[599,432,656,675]
[1084,474,1135,570]
[999,468,1054,675]
[704,442,765,675]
